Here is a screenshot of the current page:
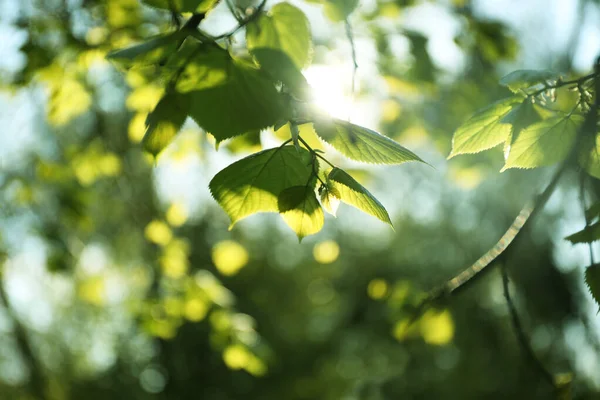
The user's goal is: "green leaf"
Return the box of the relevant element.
[501,99,543,160]
[171,44,230,93]
[106,32,185,68]
[209,146,313,227]
[142,0,220,13]
[327,167,392,225]
[566,222,600,244]
[448,97,523,158]
[246,2,312,69]
[318,182,340,217]
[314,118,424,165]
[585,265,600,310]
[502,114,584,171]
[585,201,600,221]
[143,93,189,156]
[579,132,600,179]
[249,48,312,100]
[178,47,289,142]
[499,69,560,93]
[278,185,324,240]
[323,0,359,21]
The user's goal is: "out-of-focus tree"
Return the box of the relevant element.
[1,0,600,399]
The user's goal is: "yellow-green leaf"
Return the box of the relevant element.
[278,185,324,240]
[502,114,584,171]
[143,93,189,156]
[209,146,313,227]
[246,2,312,69]
[449,97,523,158]
[314,118,424,165]
[327,167,392,226]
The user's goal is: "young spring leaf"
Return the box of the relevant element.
[313,118,424,165]
[585,265,600,310]
[142,0,220,13]
[106,31,185,69]
[246,2,312,69]
[278,185,324,240]
[499,69,560,93]
[319,182,341,216]
[327,167,392,226]
[448,97,523,158]
[209,146,313,227]
[502,114,584,171]
[565,222,600,244]
[143,93,189,156]
[501,99,543,161]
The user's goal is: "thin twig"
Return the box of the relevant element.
[213,0,267,40]
[500,264,555,386]
[344,18,358,121]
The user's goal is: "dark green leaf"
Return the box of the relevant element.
[142,0,220,13]
[106,32,185,68]
[278,185,324,240]
[499,69,560,93]
[449,97,523,158]
[249,48,312,100]
[314,118,424,165]
[585,265,600,310]
[179,47,289,142]
[566,223,600,244]
[327,167,392,225]
[502,114,583,171]
[209,146,313,227]
[143,93,189,156]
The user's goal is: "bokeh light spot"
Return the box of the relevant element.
[212,240,249,276]
[313,240,340,264]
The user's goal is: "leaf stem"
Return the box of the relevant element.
[528,71,598,98]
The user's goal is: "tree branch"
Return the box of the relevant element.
[500,264,555,386]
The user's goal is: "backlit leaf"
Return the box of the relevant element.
[327,167,392,225]
[314,118,424,165]
[501,99,543,161]
[209,146,313,227]
[246,2,312,69]
[318,182,340,217]
[278,185,324,240]
[143,93,189,156]
[448,97,523,158]
[499,69,560,93]
[502,114,583,171]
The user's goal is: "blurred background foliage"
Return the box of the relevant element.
[1,0,600,399]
